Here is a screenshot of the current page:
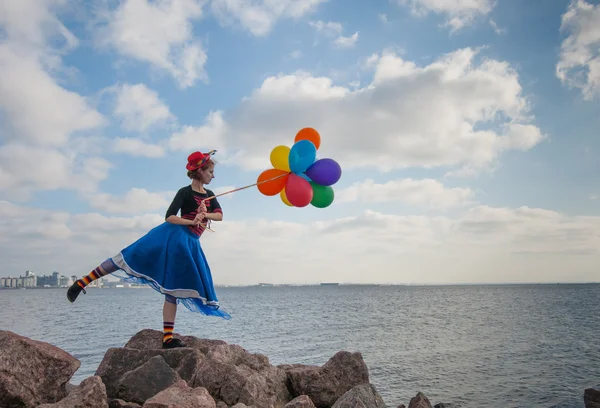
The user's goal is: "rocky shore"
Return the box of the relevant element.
[1,329,598,408]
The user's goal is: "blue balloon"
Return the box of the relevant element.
[298,172,312,182]
[289,139,317,174]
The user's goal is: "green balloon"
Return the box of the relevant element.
[310,181,335,208]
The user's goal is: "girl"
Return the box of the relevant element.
[66,150,231,349]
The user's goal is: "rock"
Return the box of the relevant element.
[116,355,181,404]
[285,395,317,408]
[0,330,80,408]
[332,383,387,408]
[142,380,216,408]
[38,376,109,408]
[192,343,291,407]
[408,392,433,408]
[585,388,600,408]
[397,405,406,408]
[282,351,370,408]
[66,382,78,394]
[216,402,228,408]
[433,404,455,408]
[110,399,142,408]
[125,329,227,354]
[96,346,204,397]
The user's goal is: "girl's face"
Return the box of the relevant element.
[197,165,215,184]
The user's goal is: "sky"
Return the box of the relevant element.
[0,0,599,285]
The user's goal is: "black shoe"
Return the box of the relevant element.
[67,281,86,303]
[162,338,186,349]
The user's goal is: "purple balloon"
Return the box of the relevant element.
[305,158,342,186]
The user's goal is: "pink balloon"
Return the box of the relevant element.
[285,173,313,207]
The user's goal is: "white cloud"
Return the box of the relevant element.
[556,0,600,100]
[94,0,207,88]
[87,188,175,215]
[288,50,303,59]
[113,138,166,158]
[168,111,227,152]
[0,45,105,147]
[112,83,174,132]
[397,0,496,32]
[489,19,506,35]
[211,0,327,36]
[0,144,112,200]
[0,0,109,200]
[309,20,359,48]
[1,201,598,284]
[208,47,544,175]
[337,178,474,209]
[333,32,359,49]
[0,0,78,53]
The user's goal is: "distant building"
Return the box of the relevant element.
[1,270,96,289]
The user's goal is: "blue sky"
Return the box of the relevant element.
[1,0,599,284]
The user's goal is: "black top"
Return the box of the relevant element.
[165,185,222,236]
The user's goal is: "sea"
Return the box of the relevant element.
[1,284,599,408]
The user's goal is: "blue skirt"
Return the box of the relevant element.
[109,222,231,319]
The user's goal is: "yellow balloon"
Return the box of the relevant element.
[270,145,291,172]
[280,187,293,207]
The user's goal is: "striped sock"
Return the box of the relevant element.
[76,260,119,289]
[76,266,108,288]
[163,322,174,343]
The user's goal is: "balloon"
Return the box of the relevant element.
[310,182,335,208]
[285,174,313,207]
[295,127,321,150]
[306,158,342,186]
[289,139,317,174]
[257,169,288,196]
[298,172,312,182]
[270,145,291,172]
[280,187,293,207]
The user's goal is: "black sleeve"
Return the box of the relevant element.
[165,188,185,219]
[206,190,222,213]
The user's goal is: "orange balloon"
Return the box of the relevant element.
[257,168,288,196]
[294,127,321,150]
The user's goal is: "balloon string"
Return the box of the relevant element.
[198,172,289,232]
[201,172,289,203]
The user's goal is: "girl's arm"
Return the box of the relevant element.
[165,189,196,225]
[203,212,223,221]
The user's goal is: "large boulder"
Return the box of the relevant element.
[285,395,317,408]
[142,380,216,408]
[0,330,80,408]
[332,383,387,408]
[280,351,370,408]
[38,376,109,408]
[96,346,204,397]
[115,355,182,404]
[125,329,227,353]
[192,343,292,407]
[585,388,600,408]
[408,392,433,408]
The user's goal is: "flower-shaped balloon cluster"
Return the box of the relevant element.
[256,128,342,208]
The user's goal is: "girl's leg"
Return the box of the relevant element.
[162,295,186,349]
[77,259,120,288]
[67,259,120,302]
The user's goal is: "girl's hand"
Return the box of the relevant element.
[192,212,205,226]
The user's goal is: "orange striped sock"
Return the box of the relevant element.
[163,322,174,343]
[76,266,108,288]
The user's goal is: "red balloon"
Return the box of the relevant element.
[285,174,313,207]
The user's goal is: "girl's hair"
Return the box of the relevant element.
[187,159,217,179]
